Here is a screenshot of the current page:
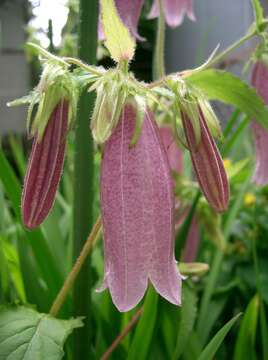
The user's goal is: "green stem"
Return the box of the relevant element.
[49,217,102,317]
[202,28,257,69]
[153,0,166,80]
[73,0,98,358]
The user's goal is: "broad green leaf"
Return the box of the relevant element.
[186,69,268,131]
[234,295,259,360]
[101,0,135,62]
[127,287,158,360]
[173,283,198,359]
[0,306,83,360]
[198,313,241,360]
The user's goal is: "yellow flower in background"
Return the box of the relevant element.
[223,158,232,170]
[244,192,256,206]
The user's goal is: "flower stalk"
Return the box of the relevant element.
[49,216,102,317]
[72,0,98,357]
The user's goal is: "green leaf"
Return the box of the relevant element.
[260,301,268,360]
[0,148,65,307]
[0,306,83,360]
[1,238,26,302]
[187,69,268,131]
[127,287,158,360]
[234,295,259,360]
[173,283,198,359]
[100,0,135,63]
[198,313,241,360]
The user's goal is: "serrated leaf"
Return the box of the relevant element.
[101,0,135,62]
[0,306,83,360]
[198,313,241,360]
[186,69,268,131]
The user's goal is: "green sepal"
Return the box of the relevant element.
[100,0,136,63]
[129,95,147,147]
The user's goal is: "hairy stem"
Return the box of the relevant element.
[153,0,166,80]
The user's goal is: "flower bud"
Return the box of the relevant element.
[181,108,229,212]
[251,61,268,185]
[22,100,69,229]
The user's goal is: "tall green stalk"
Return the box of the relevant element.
[73,0,98,358]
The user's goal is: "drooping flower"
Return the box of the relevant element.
[181,108,229,212]
[22,100,69,229]
[148,0,196,28]
[160,127,200,262]
[99,0,196,42]
[99,0,145,40]
[251,61,268,185]
[99,104,182,312]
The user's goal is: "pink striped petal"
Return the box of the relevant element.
[99,0,145,41]
[251,61,268,185]
[148,0,195,27]
[160,126,183,174]
[22,100,68,229]
[100,105,181,311]
[182,109,229,212]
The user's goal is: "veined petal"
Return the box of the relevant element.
[182,109,229,212]
[100,105,181,311]
[251,61,268,185]
[99,0,145,41]
[148,0,195,27]
[145,118,181,306]
[22,100,68,229]
[160,126,183,174]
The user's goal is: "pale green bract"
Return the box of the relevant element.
[100,0,136,63]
